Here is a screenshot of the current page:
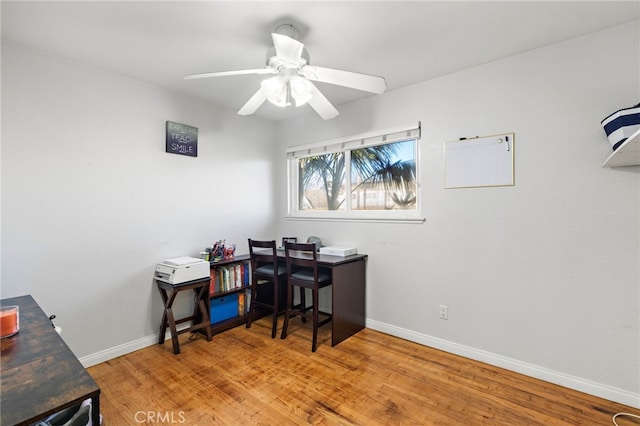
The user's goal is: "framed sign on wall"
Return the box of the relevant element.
[166,121,198,157]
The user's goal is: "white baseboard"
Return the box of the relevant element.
[79,333,159,368]
[366,319,639,409]
[80,322,206,367]
[80,322,201,367]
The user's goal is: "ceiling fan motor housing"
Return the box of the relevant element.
[266,49,310,69]
[274,23,300,40]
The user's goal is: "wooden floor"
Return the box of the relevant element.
[87,317,639,425]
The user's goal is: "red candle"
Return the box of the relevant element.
[0,306,19,338]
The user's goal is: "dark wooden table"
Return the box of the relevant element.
[270,250,368,347]
[0,295,100,426]
[157,277,212,354]
[320,253,368,347]
[297,252,367,347]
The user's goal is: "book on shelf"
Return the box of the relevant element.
[210,267,222,295]
[209,261,251,295]
[237,292,245,316]
[244,288,251,313]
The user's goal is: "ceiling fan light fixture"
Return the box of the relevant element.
[261,75,290,107]
[261,73,314,108]
[290,75,314,107]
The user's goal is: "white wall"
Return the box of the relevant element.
[2,20,638,408]
[1,41,278,359]
[276,21,640,406]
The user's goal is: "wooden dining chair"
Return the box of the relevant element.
[280,241,332,352]
[246,239,287,338]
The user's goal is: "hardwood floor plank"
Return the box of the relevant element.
[87,318,639,425]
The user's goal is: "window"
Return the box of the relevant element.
[287,124,424,222]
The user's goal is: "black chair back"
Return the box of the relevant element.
[284,241,316,267]
[248,239,279,278]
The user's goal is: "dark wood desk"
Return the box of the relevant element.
[274,250,368,347]
[0,295,100,426]
[321,253,367,346]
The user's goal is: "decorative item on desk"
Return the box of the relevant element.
[307,236,323,251]
[0,305,19,338]
[223,244,236,261]
[208,240,235,262]
[209,240,223,262]
[601,102,640,151]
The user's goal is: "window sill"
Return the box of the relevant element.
[285,216,426,224]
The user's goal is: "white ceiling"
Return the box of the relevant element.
[2,1,638,121]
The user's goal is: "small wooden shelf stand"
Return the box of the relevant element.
[156,277,212,354]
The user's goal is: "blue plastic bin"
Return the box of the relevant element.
[210,292,239,323]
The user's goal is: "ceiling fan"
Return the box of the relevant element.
[184,24,387,120]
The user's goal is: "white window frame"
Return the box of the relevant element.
[286,123,425,224]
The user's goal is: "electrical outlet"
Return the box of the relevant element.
[439,304,449,320]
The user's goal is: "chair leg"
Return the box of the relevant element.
[270,296,278,339]
[280,282,293,340]
[312,287,319,352]
[245,285,255,329]
[299,287,307,323]
[245,308,253,328]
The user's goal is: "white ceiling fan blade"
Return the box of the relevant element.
[272,33,304,63]
[184,68,274,80]
[308,83,339,120]
[237,88,267,116]
[302,65,387,94]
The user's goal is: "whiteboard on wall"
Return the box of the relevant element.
[444,133,514,189]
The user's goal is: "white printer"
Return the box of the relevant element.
[319,246,358,257]
[154,256,210,284]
